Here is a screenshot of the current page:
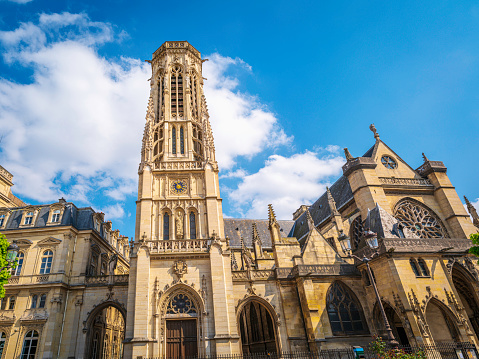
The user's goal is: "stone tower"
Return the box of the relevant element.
[124,41,239,359]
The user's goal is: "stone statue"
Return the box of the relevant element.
[109,254,118,275]
[176,212,184,239]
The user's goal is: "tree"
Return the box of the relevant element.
[469,233,479,261]
[0,233,12,298]
[369,336,426,359]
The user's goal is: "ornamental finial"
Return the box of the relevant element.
[344,148,353,161]
[465,196,479,229]
[369,124,380,140]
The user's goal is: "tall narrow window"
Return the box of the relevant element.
[39,294,46,308]
[189,212,197,239]
[172,127,177,155]
[417,259,429,276]
[102,334,109,359]
[0,214,5,227]
[40,250,53,274]
[163,213,170,240]
[0,298,5,310]
[171,66,184,116]
[21,330,39,359]
[31,295,38,309]
[409,259,420,276]
[0,332,5,358]
[92,332,100,359]
[52,209,61,222]
[157,77,163,123]
[12,251,24,276]
[8,296,15,310]
[24,211,34,225]
[180,127,185,154]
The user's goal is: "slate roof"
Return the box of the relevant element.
[224,218,295,248]
[291,175,354,242]
[1,202,106,238]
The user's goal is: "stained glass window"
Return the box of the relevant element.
[166,293,197,314]
[327,281,368,335]
[395,199,449,238]
[172,127,177,155]
[180,127,185,155]
[189,212,196,239]
[163,213,170,240]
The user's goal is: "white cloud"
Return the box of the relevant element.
[101,203,125,220]
[2,0,32,4]
[203,54,292,169]
[0,13,149,204]
[228,150,345,219]
[219,169,248,179]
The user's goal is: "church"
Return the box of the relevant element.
[0,41,479,359]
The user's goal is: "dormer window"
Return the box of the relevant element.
[24,212,34,225]
[52,210,61,223]
[95,220,101,232]
[0,215,4,227]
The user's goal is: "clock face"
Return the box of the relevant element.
[171,180,188,195]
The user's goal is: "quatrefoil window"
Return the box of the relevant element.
[166,293,197,314]
[381,155,397,169]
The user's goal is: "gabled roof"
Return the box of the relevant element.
[224,218,295,248]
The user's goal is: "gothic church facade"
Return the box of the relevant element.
[123,41,479,359]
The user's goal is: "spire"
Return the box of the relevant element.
[369,123,380,140]
[344,148,353,161]
[306,210,315,230]
[268,204,278,229]
[465,196,479,228]
[252,222,261,244]
[422,153,429,162]
[327,187,340,216]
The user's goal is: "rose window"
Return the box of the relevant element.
[394,199,449,238]
[166,293,197,314]
[381,155,397,169]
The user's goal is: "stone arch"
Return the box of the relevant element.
[236,296,280,354]
[452,263,479,339]
[84,300,126,359]
[158,283,206,358]
[393,197,449,238]
[425,298,460,343]
[373,300,411,346]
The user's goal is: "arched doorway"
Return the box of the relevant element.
[85,304,126,359]
[452,264,479,339]
[158,286,205,359]
[374,302,410,346]
[425,299,460,343]
[238,299,278,354]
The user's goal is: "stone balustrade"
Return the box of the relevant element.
[379,177,433,186]
[147,239,210,254]
[153,161,203,171]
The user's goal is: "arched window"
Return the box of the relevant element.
[21,330,39,359]
[180,127,185,154]
[40,250,53,274]
[189,212,196,239]
[90,251,99,276]
[327,281,368,335]
[170,67,184,116]
[163,213,170,240]
[51,209,61,223]
[0,332,6,357]
[172,127,177,155]
[417,258,429,276]
[39,294,47,308]
[12,251,24,276]
[409,259,420,276]
[350,216,364,250]
[239,301,277,354]
[102,334,109,359]
[31,295,38,309]
[394,198,449,238]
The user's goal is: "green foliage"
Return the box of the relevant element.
[369,336,426,359]
[0,233,12,299]
[469,233,479,261]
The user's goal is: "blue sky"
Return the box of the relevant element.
[0,0,478,240]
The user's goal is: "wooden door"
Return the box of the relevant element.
[166,319,197,358]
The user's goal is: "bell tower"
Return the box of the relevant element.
[137,41,224,242]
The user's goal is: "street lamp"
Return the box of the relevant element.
[338,229,399,348]
[2,241,19,271]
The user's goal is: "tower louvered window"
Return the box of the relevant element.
[172,127,177,155]
[180,127,185,155]
[171,67,183,117]
[157,76,164,123]
[350,216,364,250]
